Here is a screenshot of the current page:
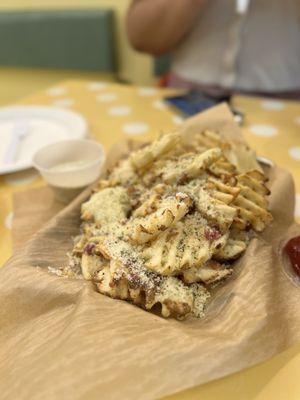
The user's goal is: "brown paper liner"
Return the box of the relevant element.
[1,104,300,400]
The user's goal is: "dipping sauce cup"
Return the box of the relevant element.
[33,139,105,203]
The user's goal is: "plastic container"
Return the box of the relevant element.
[279,236,300,288]
[33,139,105,202]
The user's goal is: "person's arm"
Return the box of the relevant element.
[126,0,206,56]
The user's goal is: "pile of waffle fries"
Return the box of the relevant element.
[70,130,273,319]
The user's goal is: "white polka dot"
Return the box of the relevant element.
[249,124,278,137]
[47,86,67,97]
[123,122,149,135]
[87,81,107,91]
[172,115,184,125]
[5,212,13,230]
[152,100,167,110]
[294,117,300,126]
[295,194,300,218]
[4,169,39,186]
[289,147,300,161]
[108,106,132,116]
[138,87,158,96]
[52,98,74,108]
[261,100,285,111]
[96,93,118,103]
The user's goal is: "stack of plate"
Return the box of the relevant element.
[0,106,88,175]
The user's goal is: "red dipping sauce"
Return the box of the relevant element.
[284,236,300,277]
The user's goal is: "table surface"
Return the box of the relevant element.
[1,80,300,400]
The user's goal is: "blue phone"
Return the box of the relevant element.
[164,91,244,124]
[164,91,225,116]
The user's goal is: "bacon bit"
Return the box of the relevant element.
[158,225,166,231]
[178,173,188,184]
[245,222,252,231]
[139,224,150,233]
[154,184,166,194]
[204,228,221,241]
[187,202,196,215]
[127,186,136,195]
[84,242,96,255]
[166,229,178,240]
[132,199,141,208]
[208,260,222,270]
[164,299,191,318]
[128,273,140,288]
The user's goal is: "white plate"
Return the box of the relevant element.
[0,106,88,174]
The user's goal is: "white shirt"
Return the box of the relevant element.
[171,0,300,92]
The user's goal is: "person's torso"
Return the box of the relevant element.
[171,0,300,92]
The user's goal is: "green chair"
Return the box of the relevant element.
[154,54,171,77]
[0,9,116,72]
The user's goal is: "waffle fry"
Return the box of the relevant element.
[142,215,228,275]
[195,187,237,232]
[162,148,222,184]
[182,260,233,284]
[109,158,139,186]
[130,132,180,170]
[214,238,247,261]
[132,193,162,217]
[231,172,272,231]
[81,186,131,225]
[95,260,210,319]
[68,128,273,320]
[81,253,109,280]
[206,171,273,232]
[192,129,262,173]
[128,193,192,244]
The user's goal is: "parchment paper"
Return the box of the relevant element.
[1,104,300,400]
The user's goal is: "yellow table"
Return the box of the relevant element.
[1,80,300,400]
